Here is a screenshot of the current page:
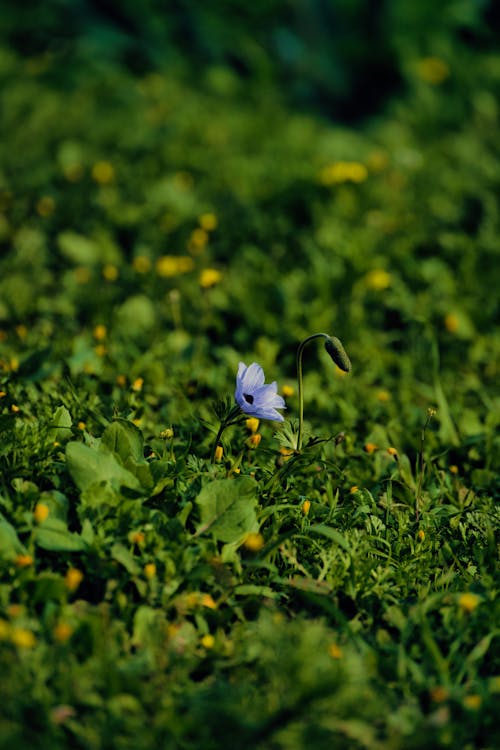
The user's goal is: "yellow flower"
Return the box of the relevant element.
[11,404,20,413]
[132,377,144,392]
[282,384,294,398]
[449,465,459,475]
[102,264,119,281]
[214,445,223,462]
[65,568,83,592]
[199,268,222,288]
[200,633,215,649]
[93,324,107,341]
[349,485,359,494]
[200,594,217,610]
[328,643,342,659]
[199,213,218,231]
[156,255,194,277]
[376,389,391,402]
[34,503,49,524]
[302,500,311,515]
[160,427,174,439]
[319,161,368,185]
[54,622,73,643]
[364,442,378,454]
[243,532,265,552]
[387,446,398,458]
[92,161,115,184]
[133,255,152,273]
[144,563,156,579]
[188,228,209,253]
[458,592,480,613]
[36,196,55,217]
[15,554,33,568]
[365,269,391,291]
[77,421,86,431]
[10,627,36,649]
[444,313,459,333]
[463,694,482,710]
[417,529,425,541]
[245,417,259,433]
[417,57,450,85]
[116,374,127,387]
[129,531,145,546]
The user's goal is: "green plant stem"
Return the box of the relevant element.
[296,333,330,452]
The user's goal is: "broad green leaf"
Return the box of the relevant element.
[111,542,141,576]
[57,231,100,264]
[48,405,72,444]
[309,524,351,552]
[34,518,87,552]
[0,513,26,558]
[195,477,258,543]
[66,441,141,493]
[101,420,145,465]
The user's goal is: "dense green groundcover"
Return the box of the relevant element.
[0,9,499,749]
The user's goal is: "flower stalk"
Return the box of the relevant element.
[296,333,351,451]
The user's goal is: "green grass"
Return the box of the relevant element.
[0,34,499,750]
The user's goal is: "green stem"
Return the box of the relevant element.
[296,333,329,452]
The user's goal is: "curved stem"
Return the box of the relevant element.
[296,333,330,452]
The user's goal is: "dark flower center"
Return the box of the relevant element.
[243,393,254,404]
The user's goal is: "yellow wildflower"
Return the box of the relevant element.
[319,161,368,185]
[129,531,145,546]
[214,445,223,462]
[364,442,378,454]
[102,264,118,281]
[93,324,107,341]
[365,269,391,291]
[92,161,115,184]
[200,594,217,610]
[77,421,86,431]
[10,627,36,649]
[11,404,20,413]
[144,563,156,579]
[199,268,222,288]
[132,377,144,392]
[34,503,49,524]
[417,529,425,542]
[243,532,265,552]
[188,227,209,253]
[282,384,294,398]
[376,389,391,402]
[247,433,262,448]
[458,592,480,613]
[199,213,218,231]
[328,643,342,659]
[133,255,152,273]
[245,417,259,433]
[387,447,398,458]
[302,500,311,515]
[200,633,215,649]
[15,554,33,568]
[54,622,73,643]
[463,694,482,710]
[65,568,83,592]
[156,255,194,277]
[444,313,459,333]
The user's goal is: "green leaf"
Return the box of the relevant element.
[101,420,145,465]
[111,542,141,576]
[48,405,73,444]
[34,518,88,552]
[57,231,100,264]
[309,524,351,552]
[0,512,26,558]
[66,441,141,493]
[195,477,259,543]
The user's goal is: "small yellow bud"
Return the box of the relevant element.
[417,529,425,542]
[387,447,398,457]
[144,563,156,579]
[200,594,217,610]
[34,503,49,524]
[54,622,73,643]
[133,255,152,273]
[200,633,215,649]
[364,442,378,454]
[65,568,83,592]
[302,500,311,515]
[77,421,86,431]
[365,269,391,291]
[328,643,342,659]
[247,433,262,448]
[458,592,480,613]
[243,532,265,552]
[10,627,36,649]
[11,404,20,413]
[349,485,359,494]
[92,161,115,184]
[444,313,459,333]
[245,417,259,433]
[132,377,144,392]
[116,374,127,387]
[199,268,222,288]
[129,531,145,546]
[199,213,218,231]
[102,264,119,281]
[93,324,107,341]
[376,390,391,402]
[160,427,174,439]
[214,445,223,462]
[282,384,294,398]
[449,465,459,475]
[15,554,33,568]
[463,694,482,710]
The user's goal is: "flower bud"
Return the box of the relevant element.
[324,336,351,373]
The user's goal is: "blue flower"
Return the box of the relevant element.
[235,362,286,422]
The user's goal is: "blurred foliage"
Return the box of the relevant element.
[0,3,499,749]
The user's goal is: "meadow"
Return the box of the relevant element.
[0,3,499,748]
